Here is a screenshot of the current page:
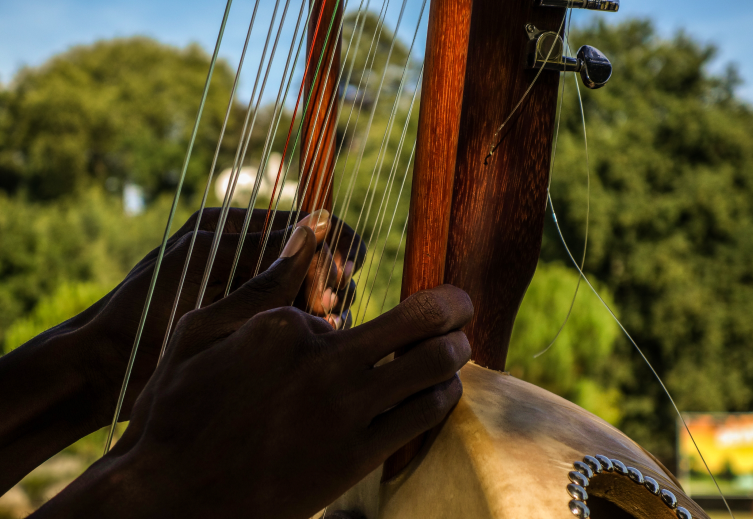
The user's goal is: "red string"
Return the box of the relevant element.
[260,0,330,243]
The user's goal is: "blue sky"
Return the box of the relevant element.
[1,0,752,102]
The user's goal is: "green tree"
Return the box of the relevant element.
[0,37,244,201]
[544,19,753,460]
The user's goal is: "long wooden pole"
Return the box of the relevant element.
[299,0,342,214]
[384,0,565,480]
[383,0,474,481]
[445,0,563,372]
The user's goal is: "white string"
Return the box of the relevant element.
[549,193,735,518]
[103,0,234,455]
[158,0,264,360]
[352,65,423,325]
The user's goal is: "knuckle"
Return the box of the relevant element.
[408,291,452,333]
[416,391,447,429]
[428,337,461,377]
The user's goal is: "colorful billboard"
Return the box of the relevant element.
[678,413,753,497]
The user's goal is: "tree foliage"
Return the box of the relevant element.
[545,19,753,459]
[0,37,244,201]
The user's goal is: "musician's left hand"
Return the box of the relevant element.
[0,208,365,495]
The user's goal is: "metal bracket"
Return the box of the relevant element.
[536,0,619,12]
[525,25,612,89]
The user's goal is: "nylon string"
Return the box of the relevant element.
[103,0,234,455]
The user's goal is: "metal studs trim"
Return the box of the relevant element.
[583,455,603,474]
[644,476,660,495]
[569,470,589,487]
[626,466,644,484]
[594,455,613,472]
[660,489,678,509]
[611,458,628,475]
[565,455,691,519]
[567,483,588,501]
[569,499,591,518]
[573,461,594,479]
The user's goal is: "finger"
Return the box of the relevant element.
[202,226,317,326]
[296,209,330,244]
[366,332,470,414]
[326,216,367,274]
[334,285,473,365]
[367,375,463,461]
[299,242,339,315]
[332,279,356,315]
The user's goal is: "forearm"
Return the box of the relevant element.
[0,321,110,493]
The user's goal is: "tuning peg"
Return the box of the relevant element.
[537,0,619,12]
[524,26,613,89]
[576,45,612,89]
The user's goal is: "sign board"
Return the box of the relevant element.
[678,413,753,497]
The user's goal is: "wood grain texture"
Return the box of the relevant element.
[444,0,564,372]
[298,0,342,214]
[383,0,473,482]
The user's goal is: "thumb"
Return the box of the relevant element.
[205,226,317,326]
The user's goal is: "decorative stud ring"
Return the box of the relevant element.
[564,454,691,519]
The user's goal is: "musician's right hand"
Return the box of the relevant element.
[32,225,473,519]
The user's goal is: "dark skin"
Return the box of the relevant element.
[0,213,473,518]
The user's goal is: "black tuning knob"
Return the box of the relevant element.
[525,26,613,90]
[576,45,612,89]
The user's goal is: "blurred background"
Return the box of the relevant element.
[1,0,752,517]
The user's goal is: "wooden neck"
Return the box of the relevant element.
[385,0,564,480]
[299,0,342,214]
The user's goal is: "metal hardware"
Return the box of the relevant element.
[610,459,628,475]
[661,489,678,509]
[569,470,590,487]
[537,0,619,12]
[594,455,613,471]
[583,455,603,474]
[567,483,588,501]
[626,467,644,484]
[676,506,692,519]
[569,499,591,517]
[644,476,660,495]
[573,461,594,478]
[525,26,613,89]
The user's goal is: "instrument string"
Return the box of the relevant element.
[295,0,393,316]
[484,12,567,164]
[274,0,374,252]
[223,0,319,294]
[253,0,343,271]
[158,0,265,360]
[261,0,394,309]
[378,158,412,316]
[533,7,593,359]
[230,0,388,297]
[543,21,733,515]
[355,101,420,324]
[549,193,736,519]
[331,0,421,323]
[103,0,234,455]
[351,64,423,325]
[303,0,411,316]
[194,0,297,307]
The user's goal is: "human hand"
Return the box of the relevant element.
[83,208,365,427]
[40,226,472,519]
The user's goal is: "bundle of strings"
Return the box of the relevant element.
[104,0,426,452]
[101,1,736,517]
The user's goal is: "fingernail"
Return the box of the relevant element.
[297,209,330,235]
[281,227,307,258]
[322,288,332,310]
[321,288,338,311]
[326,314,342,330]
